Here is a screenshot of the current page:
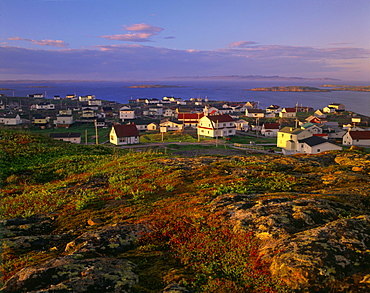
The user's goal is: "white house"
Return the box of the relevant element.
[197,114,236,138]
[342,130,370,146]
[159,119,183,131]
[279,108,297,118]
[235,119,249,131]
[261,123,280,137]
[31,102,55,110]
[120,109,135,121]
[109,124,140,145]
[50,133,81,144]
[54,115,74,127]
[1,114,22,125]
[245,109,265,118]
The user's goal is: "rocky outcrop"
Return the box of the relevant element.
[2,257,138,293]
[1,216,148,293]
[212,195,370,291]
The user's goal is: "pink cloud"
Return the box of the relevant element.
[122,23,163,33]
[227,41,259,48]
[8,37,68,48]
[99,33,154,42]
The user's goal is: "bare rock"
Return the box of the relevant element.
[267,215,370,291]
[65,223,149,257]
[1,256,138,293]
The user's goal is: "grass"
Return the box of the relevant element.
[2,128,369,292]
[26,123,111,144]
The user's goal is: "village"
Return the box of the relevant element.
[1,92,370,154]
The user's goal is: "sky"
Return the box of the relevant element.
[1,0,370,81]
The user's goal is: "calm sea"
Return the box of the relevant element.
[1,80,369,116]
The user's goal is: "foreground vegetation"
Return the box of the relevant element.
[1,129,369,292]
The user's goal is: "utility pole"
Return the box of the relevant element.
[85,129,88,145]
[215,120,219,147]
[94,119,99,145]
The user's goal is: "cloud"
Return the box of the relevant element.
[227,41,259,48]
[122,23,163,33]
[8,37,68,48]
[99,33,154,42]
[0,42,369,80]
[98,23,165,43]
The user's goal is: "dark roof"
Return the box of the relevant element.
[178,113,204,119]
[113,124,139,137]
[129,119,160,125]
[299,136,332,147]
[247,109,264,113]
[349,131,370,140]
[207,114,234,123]
[263,123,279,129]
[50,133,81,138]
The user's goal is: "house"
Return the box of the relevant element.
[59,109,72,115]
[323,107,336,113]
[244,101,259,109]
[342,130,370,146]
[197,114,236,138]
[28,93,44,98]
[109,124,140,145]
[95,118,106,128]
[305,115,323,124]
[81,108,95,119]
[164,108,176,117]
[314,109,327,118]
[1,114,22,125]
[119,108,135,121]
[328,103,345,112]
[66,94,76,99]
[261,123,280,137]
[159,119,184,131]
[32,115,49,127]
[265,105,281,114]
[279,108,297,118]
[53,95,61,100]
[245,109,265,118]
[300,123,323,134]
[129,119,160,131]
[177,112,204,128]
[144,107,163,117]
[32,102,55,110]
[298,136,342,154]
[54,115,74,128]
[277,127,341,155]
[50,133,81,144]
[101,106,114,117]
[79,95,95,102]
[277,127,313,154]
[88,99,102,106]
[235,119,249,131]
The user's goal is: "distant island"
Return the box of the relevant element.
[244,86,330,92]
[126,84,186,89]
[319,85,370,92]
[0,88,14,91]
[168,75,341,81]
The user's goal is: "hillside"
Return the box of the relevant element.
[1,129,370,292]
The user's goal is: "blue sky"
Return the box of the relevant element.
[1,0,370,81]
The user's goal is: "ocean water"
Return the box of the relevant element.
[1,80,369,116]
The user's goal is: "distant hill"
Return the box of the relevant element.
[168,75,341,81]
[244,86,331,92]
